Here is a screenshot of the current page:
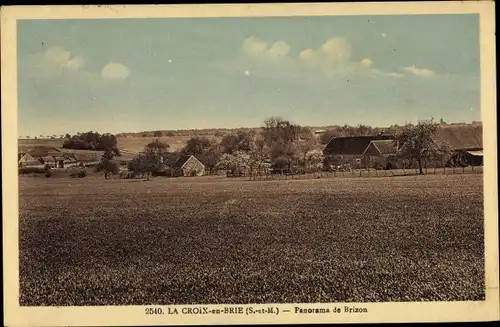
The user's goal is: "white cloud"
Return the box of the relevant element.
[234,36,405,82]
[42,46,86,71]
[371,68,404,78]
[28,46,90,80]
[359,58,373,68]
[400,65,435,78]
[101,62,130,81]
[299,37,352,71]
[242,36,290,60]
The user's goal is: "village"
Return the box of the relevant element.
[18,119,483,180]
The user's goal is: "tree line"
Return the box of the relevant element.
[94,117,453,179]
[62,131,120,154]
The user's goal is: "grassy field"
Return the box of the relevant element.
[19,174,484,305]
[18,135,209,153]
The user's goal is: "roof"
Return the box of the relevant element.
[41,156,56,163]
[363,140,398,156]
[162,153,195,168]
[173,155,192,168]
[323,135,395,156]
[27,146,61,158]
[73,153,101,162]
[18,153,41,166]
[433,125,483,150]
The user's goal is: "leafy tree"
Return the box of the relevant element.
[216,151,250,175]
[262,116,302,146]
[397,118,448,174]
[145,138,170,165]
[153,130,163,137]
[96,149,119,179]
[307,149,325,170]
[196,145,222,175]
[62,131,119,152]
[182,136,213,156]
[128,147,159,181]
[220,130,255,154]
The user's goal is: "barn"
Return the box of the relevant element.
[162,153,205,177]
[432,124,483,166]
[27,146,61,158]
[322,134,396,168]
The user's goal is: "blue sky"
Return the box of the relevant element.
[17,14,480,137]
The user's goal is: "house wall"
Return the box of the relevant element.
[181,156,205,176]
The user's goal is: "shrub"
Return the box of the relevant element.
[152,169,173,177]
[70,169,87,178]
[19,167,45,174]
[44,170,52,178]
[189,170,199,177]
[372,161,383,170]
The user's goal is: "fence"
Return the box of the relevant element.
[242,165,484,181]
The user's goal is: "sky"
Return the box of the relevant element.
[17,14,481,137]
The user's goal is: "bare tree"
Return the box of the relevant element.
[297,128,317,171]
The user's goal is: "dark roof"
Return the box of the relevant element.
[73,153,101,162]
[173,155,192,168]
[41,156,56,163]
[27,146,61,158]
[162,153,193,168]
[323,135,395,156]
[433,125,483,150]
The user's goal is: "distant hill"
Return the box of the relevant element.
[18,121,482,154]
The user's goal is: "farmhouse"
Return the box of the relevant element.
[322,134,396,168]
[73,153,101,167]
[323,124,483,169]
[363,139,399,169]
[435,125,483,166]
[162,153,205,176]
[18,153,41,167]
[398,124,483,167]
[27,146,61,158]
[40,156,57,168]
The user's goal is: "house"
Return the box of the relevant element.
[362,139,399,169]
[162,153,205,176]
[27,146,61,158]
[399,124,483,167]
[73,153,101,167]
[18,153,41,167]
[432,124,482,152]
[322,134,396,168]
[40,156,57,168]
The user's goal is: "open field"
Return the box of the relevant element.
[18,135,213,153]
[19,174,484,305]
